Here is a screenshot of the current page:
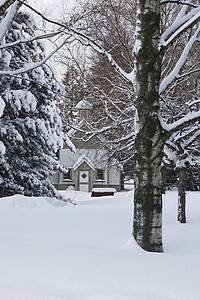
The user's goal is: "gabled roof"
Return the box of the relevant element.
[73,154,95,171]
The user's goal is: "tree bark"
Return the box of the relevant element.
[133,0,165,252]
[161,166,167,194]
[177,168,186,223]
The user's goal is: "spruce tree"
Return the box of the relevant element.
[0,11,66,198]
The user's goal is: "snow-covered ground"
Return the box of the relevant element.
[0,187,200,300]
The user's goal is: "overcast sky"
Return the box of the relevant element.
[29,0,76,17]
[26,0,77,80]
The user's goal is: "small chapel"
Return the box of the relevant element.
[51,99,122,192]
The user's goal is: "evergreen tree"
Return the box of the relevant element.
[61,63,88,129]
[0,11,67,198]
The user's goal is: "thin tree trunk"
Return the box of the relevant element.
[177,168,186,223]
[133,0,165,252]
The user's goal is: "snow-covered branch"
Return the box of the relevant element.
[161,111,200,133]
[0,30,64,50]
[159,23,200,94]
[160,6,200,48]
[60,29,133,83]
[160,0,199,8]
[164,123,200,169]
[174,126,199,143]
[176,67,200,80]
[0,0,17,15]
[0,37,69,76]
[182,130,200,149]
[0,95,5,116]
[0,1,21,41]
[17,0,133,84]
[69,116,133,137]
[186,99,200,107]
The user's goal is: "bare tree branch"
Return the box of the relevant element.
[17,0,133,84]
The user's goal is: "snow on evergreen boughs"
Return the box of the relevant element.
[5,90,37,113]
[0,96,5,159]
[0,95,5,117]
[0,11,69,199]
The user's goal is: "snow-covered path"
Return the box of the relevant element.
[0,190,200,300]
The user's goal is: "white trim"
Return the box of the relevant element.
[73,154,95,171]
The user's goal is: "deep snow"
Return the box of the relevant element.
[0,188,200,300]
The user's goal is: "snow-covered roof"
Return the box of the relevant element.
[75,99,93,110]
[92,188,116,192]
[73,154,95,171]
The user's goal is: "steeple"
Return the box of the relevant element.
[75,98,92,121]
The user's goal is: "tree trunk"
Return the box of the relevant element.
[133,0,165,252]
[187,168,195,191]
[161,166,167,194]
[133,116,164,252]
[177,168,186,223]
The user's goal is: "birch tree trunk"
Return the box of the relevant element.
[133,0,165,252]
[177,168,186,223]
